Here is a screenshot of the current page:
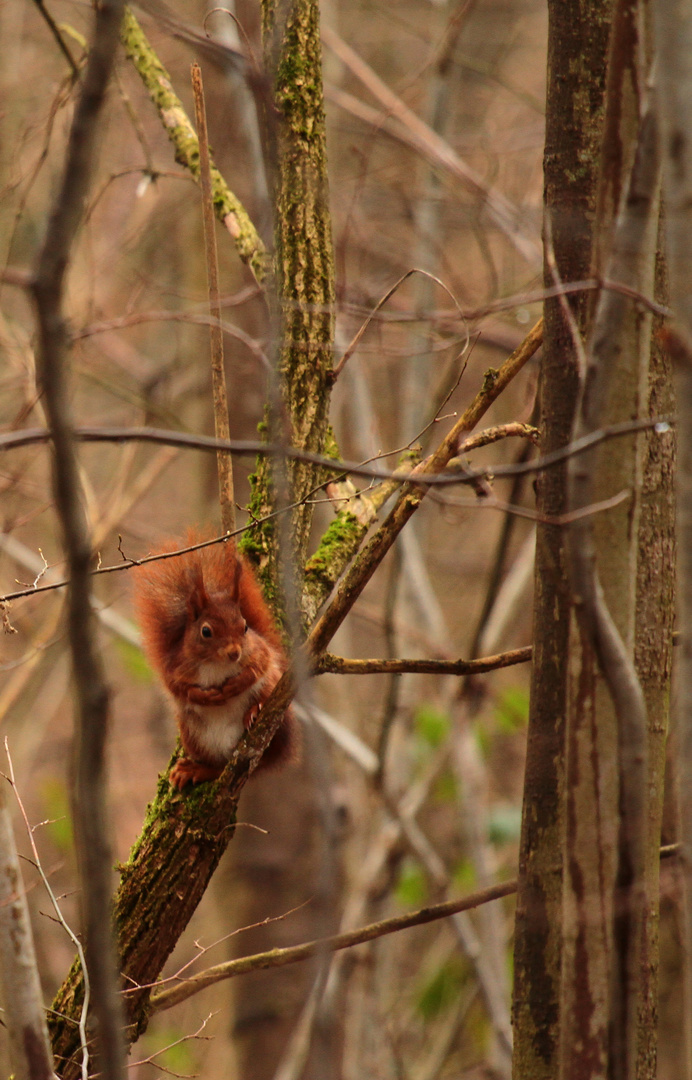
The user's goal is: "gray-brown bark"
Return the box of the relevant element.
[634,228,676,1080]
[651,0,692,1072]
[511,0,614,1073]
[563,97,659,1080]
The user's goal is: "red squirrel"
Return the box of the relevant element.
[133,535,294,790]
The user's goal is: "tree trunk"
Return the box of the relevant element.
[511,0,614,1074]
[634,229,676,1080]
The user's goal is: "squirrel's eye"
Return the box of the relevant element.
[243,621,248,635]
[200,623,213,640]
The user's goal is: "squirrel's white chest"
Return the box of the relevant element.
[185,674,268,763]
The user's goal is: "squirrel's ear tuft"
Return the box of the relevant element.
[230,552,242,601]
[186,566,208,619]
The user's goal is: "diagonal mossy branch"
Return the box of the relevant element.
[120,7,270,284]
[308,318,544,649]
[49,320,541,1075]
[302,449,419,625]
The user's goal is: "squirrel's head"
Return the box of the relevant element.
[181,563,249,671]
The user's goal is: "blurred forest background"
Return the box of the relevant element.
[1,0,557,1076]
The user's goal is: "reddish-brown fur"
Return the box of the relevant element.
[133,532,295,789]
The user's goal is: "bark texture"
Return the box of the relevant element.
[511,0,613,1074]
[634,234,675,1080]
[247,0,335,585]
[226,5,338,1077]
[651,0,692,1072]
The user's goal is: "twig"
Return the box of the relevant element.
[476,528,536,658]
[430,487,631,525]
[332,268,469,379]
[2,266,672,323]
[0,412,675,489]
[122,901,308,995]
[0,465,640,611]
[296,702,379,773]
[5,742,90,1076]
[31,0,80,80]
[0,505,305,604]
[29,0,127,1074]
[306,319,544,655]
[149,879,518,1012]
[375,543,403,776]
[72,308,271,371]
[314,646,532,676]
[192,61,235,535]
[0,762,55,1079]
[127,1012,214,1073]
[322,28,541,266]
[468,428,536,660]
[458,422,539,454]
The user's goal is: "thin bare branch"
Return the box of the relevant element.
[314,646,532,676]
[31,0,80,80]
[307,319,543,655]
[191,61,235,534]
[0,771,55,1080]
[332,268,469,379]
[149,878,518,1013]
[120,7,270,283]
[0,412,674,490]
[6,743,90,1077]
[458,422,540,453]
[322,28,541,266]
[72,308,271,371]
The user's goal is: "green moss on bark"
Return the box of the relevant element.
[120,7,270,283]
[255,0,335,571]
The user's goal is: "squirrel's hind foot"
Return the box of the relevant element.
[169,757,223,790]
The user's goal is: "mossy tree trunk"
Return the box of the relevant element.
[49,2,335,1074]
[246,0,335,588]
[227,7,339,1077]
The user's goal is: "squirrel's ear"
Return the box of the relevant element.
[231,552,242,600]
[186,567,208,619]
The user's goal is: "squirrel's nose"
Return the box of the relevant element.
[226,644,241,662]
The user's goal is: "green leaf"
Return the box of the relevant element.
[487,805,522,845]
[395,859,428,907]
[41,778,73,853]
[473,719,492,759]
[115,638,153,682]
[433,769,458,803]
[139,1023,196,1074]
[452,858,477,891]
[417,958,465,1019]
[495,686,529,732]
[414,704,450,749]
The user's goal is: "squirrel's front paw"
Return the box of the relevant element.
[169,757,223,790]
[186,685,227,706]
